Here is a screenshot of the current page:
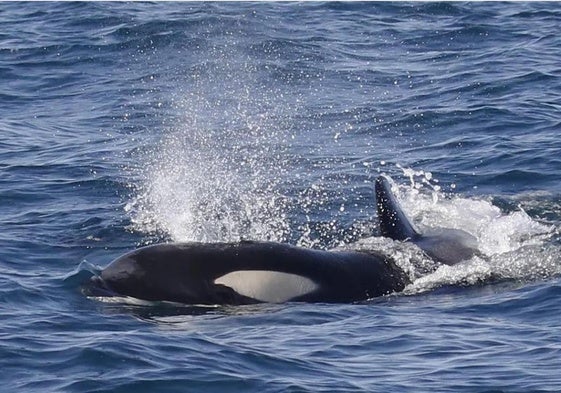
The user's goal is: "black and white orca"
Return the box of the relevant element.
[89,176,479,305]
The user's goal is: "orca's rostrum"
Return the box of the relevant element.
[90,176,478,305]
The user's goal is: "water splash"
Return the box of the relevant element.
[126,125,291,243]
[125,40,297,243]
[381,169,559,294]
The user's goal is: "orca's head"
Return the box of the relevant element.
[91,246,187,302]
[85,249,148,299]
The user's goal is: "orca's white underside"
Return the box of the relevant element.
[215,270,319,303]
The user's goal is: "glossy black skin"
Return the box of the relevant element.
[375,176,479,265]
[93,241,410,305]
[375,176,419,241]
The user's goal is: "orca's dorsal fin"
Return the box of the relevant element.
[375,175,420,241]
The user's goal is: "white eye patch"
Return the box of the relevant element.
[214,270,318,303]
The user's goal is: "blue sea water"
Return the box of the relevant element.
[1,2,561,392]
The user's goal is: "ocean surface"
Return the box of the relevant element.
[1,2,561,392]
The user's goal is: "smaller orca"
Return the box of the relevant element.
[88,176,480,305]
[375,176,479,265]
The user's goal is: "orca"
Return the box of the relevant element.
[375,176,479,265]
[89,176,479,305]
[90,241,409,304]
